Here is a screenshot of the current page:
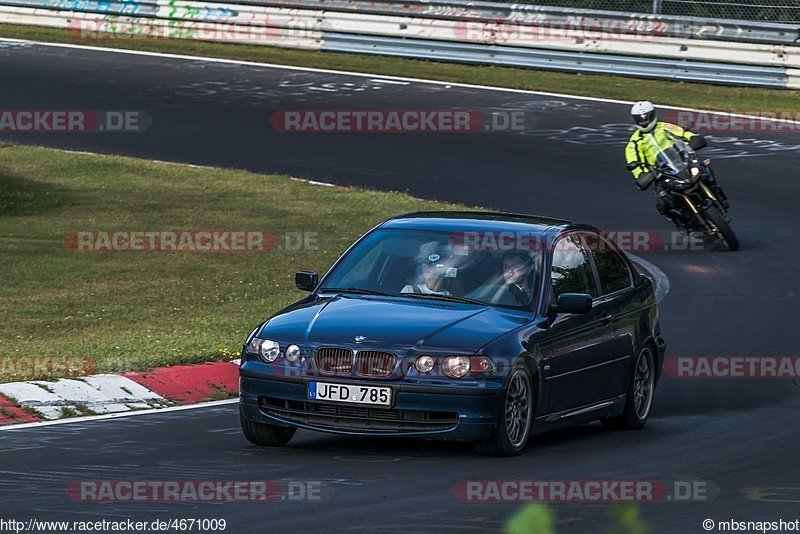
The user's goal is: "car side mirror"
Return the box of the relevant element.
[689,135,707,150]
[555,293,592,314]
[295,271,318,292]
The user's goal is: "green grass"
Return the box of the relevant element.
[0,144,464,380]
[58,405,79,418]
[1,23,799,112]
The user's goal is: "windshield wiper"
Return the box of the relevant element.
[321,287,484,305]
[402,293,485,306]
[320,287,399,297]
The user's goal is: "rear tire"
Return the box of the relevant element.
[240,406,296,446]
[705,206,739,251]
[474,369,533,457]
[602,347,655,430]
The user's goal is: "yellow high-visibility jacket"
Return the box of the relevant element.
[625,122,696,179]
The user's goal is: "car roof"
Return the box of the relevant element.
[379,211,594,235]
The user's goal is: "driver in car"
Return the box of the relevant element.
[501,251,534,305]
[401,242,453,296]
[465,251,535,306]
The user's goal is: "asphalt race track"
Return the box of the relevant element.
[2,41,800,533]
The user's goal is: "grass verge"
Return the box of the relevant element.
[1,23,799,112]
[0,144,464,380]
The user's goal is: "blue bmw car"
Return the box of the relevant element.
[239,212,666,456]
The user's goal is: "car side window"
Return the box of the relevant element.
[550,233,598,298]
[583,233,632,295]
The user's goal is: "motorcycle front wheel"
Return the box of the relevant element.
[704,205,739,251]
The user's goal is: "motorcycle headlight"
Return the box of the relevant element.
[691,167,700,178]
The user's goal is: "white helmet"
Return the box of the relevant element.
[631,101,657,132]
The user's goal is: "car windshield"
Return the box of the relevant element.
[319,228,542,310]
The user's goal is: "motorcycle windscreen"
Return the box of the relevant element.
[643,134,688,175]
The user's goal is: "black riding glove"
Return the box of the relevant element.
[636,171,655,190]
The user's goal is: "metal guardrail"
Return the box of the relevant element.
[243,0,800,45]
[9,0,798,44]
[0,0,798,88]
[321,32,792,88]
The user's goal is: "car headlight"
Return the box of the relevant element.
[415,355,435,373]
[246,338,281,363]
[443,356,471,379]
[285,344,301,362]
[259,340,280,362]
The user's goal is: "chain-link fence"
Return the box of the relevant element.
[485,0,800,23]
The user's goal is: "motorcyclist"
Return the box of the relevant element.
[625,101,699,227]
[625,101,729,229]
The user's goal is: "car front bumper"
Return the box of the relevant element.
[239,371,505,441]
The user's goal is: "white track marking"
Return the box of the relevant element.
[83,374,165,403]
[290,177,342,188]
[0,398,238,430]
[31,379,130,414]
[0,373,173,421]
[630,254,671,304]
[0,382,66,419]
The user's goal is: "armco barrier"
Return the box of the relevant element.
[0,0,798,88]
[321,32,793,88]
[12,0,798,45]
[247,0,800,45]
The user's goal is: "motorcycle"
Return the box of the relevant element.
[628,134,739,251]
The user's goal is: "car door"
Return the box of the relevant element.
[583,232,637,397]
[541,233,618,414]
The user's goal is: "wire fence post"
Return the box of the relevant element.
[652,0,663,15]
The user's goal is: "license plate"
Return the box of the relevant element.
[308,381,391,406]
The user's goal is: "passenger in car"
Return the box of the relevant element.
[401,242,453,296]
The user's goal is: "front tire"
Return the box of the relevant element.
[602,347,656,430]
[475,369,533,457]
[240,406,296,446]
[705,205,739,251]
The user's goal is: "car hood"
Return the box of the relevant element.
[259,294,529,352]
